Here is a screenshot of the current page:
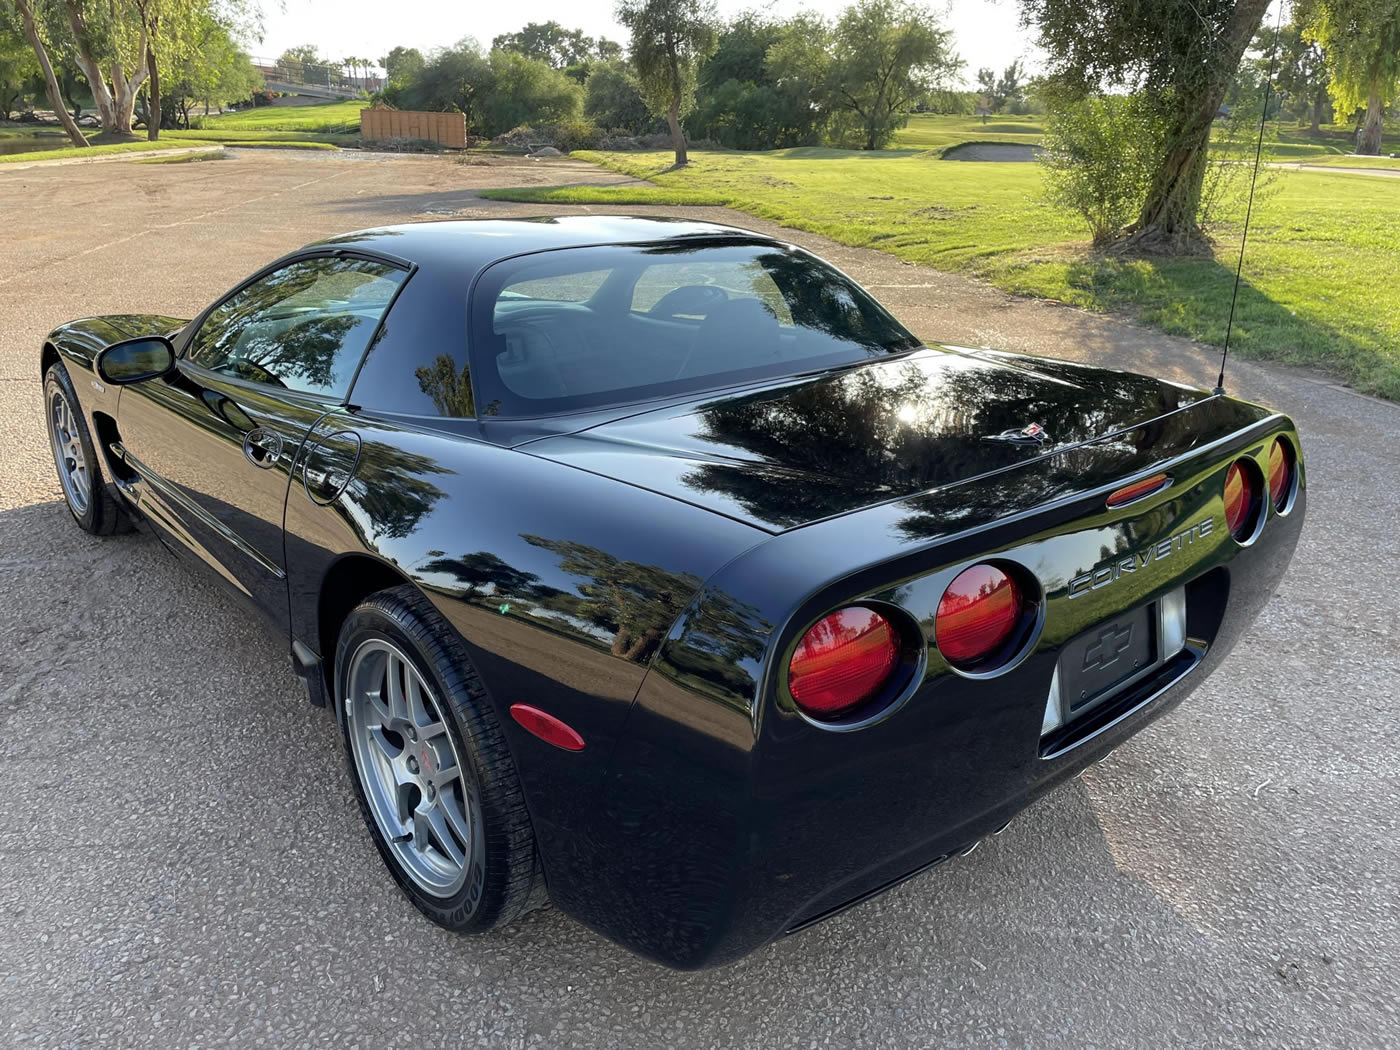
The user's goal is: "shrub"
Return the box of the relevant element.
[585,62,655,135]
[1038,94,1163,246]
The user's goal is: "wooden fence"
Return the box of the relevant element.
[359,109,466,148]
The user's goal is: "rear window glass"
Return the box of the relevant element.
[470,242,920,417]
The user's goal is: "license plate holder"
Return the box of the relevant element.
[1059,604,1158,717]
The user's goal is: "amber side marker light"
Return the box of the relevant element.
[788,607,900,720]
[510,704,586,751]
[1106,473,1169,509]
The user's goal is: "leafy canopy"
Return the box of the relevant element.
[616,0,717,118]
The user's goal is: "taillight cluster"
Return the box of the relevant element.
[788,564,1039,722]
[1266,437,1296,512]
[1225,436,1297,542]
[787,607,901,719]
[788,436,1298,725]
[935,564,1023,669]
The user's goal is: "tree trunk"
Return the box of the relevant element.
[146,40,160,141]
[667,93,687,167]
[111,37,149,137]
[1121,0,1271,255]
[15,0,87,147]
[59,0,118,133]
[1356,79,1384,155]
[1310,86,1326,132]
[1119,96,1216,255]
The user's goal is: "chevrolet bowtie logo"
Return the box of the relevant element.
[1082,623,1134,672]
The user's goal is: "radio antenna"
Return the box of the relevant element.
[1217,0,1287,395]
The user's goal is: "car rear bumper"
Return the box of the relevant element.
[535,413,1305,968]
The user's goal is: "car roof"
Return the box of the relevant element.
[307,215,778,278]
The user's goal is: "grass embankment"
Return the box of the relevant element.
[0,100,364,163]
[198,100,363,133]
[0,137,217,163]
[0,136,342,164]
[483,147,1400,399]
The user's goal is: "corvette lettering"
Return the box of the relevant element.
[1067,517,1215,599]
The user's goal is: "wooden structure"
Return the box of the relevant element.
[359,108,466,148]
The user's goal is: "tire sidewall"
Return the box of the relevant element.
[44,364,101,532]
[335,601,504,931]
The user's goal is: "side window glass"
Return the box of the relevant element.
[187,256,407,397]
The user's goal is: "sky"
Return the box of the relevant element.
[252,0,1039,89]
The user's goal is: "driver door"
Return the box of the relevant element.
[114,252,409,631]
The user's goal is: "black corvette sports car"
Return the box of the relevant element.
[41,216,1304,968]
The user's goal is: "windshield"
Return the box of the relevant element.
[468,240,921,417]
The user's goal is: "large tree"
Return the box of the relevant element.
[689,13,826,149]
[1018,0,1275,255]
[1256,21,1330,131]
[772,0,959,151]
[381,45,423,89]
[59,0,149,136]
[161,12,259,125]
[616,0,717,166]
[1,12,40,121]
[12,0,86,144]
[492,21,595,68]
[1300,0,1400,155]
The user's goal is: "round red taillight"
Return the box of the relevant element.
[935,564,1021,668]
[788,607,900,719]
[1267,438,1294,511]
[1224,460,1256,539]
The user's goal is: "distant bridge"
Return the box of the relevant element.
[250,57,382,100]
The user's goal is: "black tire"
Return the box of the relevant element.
[43,363,127,536]
[335,584,538,932]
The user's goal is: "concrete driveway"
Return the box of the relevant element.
[1,149,1396,1049]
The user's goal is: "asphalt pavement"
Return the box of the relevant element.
[1,149,1396,1049]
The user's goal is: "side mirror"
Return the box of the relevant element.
[95,336,176,385]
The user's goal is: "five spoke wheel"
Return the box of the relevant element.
[47,388,90,515]
[346,639,478,897]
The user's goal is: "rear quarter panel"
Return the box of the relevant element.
[281,409,765,862]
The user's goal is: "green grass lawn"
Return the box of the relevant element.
[1295,154,1400,170]
[892,112,1399,164]
[0,137,220,164]
[172,127,358,145]
[198,100,364,134]
[892,113,1045,152]
[483,147,1400,399]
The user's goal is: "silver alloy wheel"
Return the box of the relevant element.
[47,387,90,515]
[346,638,478,897]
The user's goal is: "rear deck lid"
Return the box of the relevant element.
[521,347,1212,532]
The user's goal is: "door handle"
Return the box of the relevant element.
[242,427,283,468]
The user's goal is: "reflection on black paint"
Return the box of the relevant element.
[420,538,716,666]
[341,440,449,541]
[665,352,1202,530]
[521,535,701,663]
[415,354,475,417]
[658,587,774,709]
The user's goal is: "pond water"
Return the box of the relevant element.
[0,133,73,156]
